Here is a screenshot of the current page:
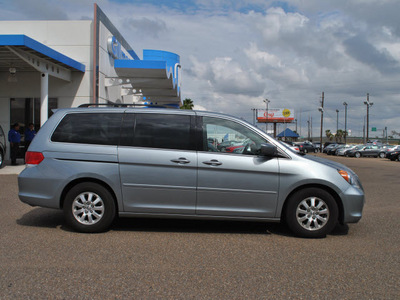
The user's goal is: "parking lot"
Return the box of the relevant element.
[0,154,399,299]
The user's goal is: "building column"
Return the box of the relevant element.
[40,73,48,127]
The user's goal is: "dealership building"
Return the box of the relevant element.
[0,4,181,160]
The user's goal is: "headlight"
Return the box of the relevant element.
[338,170,361,189]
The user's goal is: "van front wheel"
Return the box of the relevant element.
[285,188,338,238]
[64,182,116,233]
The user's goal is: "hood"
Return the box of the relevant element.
[303,154,355,175]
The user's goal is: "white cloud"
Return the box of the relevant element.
[2,0,400,134]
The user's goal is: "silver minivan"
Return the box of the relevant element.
[18,107,364,238]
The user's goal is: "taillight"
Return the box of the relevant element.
[25,151,44,165]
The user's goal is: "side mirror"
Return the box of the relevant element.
[260,143,277,157]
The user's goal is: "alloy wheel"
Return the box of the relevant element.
[295,197,330,231]
[72,192,105,225]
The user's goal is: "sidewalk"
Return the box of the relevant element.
[0,159,25,175]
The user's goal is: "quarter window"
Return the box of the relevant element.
[51,113,122,145]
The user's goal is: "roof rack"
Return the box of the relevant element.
[78,103,176,109]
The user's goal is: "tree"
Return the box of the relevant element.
[180,98,194,110]
[336,129,344,142]
[325,129,334,141]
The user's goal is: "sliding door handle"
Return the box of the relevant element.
[202,159,222,166]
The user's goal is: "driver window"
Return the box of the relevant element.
[203,117,267,155]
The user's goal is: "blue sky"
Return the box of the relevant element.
[1,0,400,137]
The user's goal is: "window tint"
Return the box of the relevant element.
[202,117,267,155]
[123,114,195,151]
[51,113,122,145]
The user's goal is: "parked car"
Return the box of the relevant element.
[217,140,241,151]
[295,141,317,153]
[326,144,343,155]
[0,124,6,168]
[337,145,357,156]
[385,145,400,161]
[18,106,365,238]
[225,138,252,153]
[281,141,300,153]
[347,145,386,158]
[323,143,338,154]
[313,142,322,152]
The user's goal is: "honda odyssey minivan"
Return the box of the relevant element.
[18,107,364,238]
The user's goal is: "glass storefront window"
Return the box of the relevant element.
[10,98,57,157]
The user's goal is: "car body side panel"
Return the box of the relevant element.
[118,147,197,214]
[274,156,364,223]
[196,152,279,217]
[18,148,121,209]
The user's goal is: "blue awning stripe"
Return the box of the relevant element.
[0,34,85,72]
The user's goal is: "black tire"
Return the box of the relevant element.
[285,188,338,238]
[355,152,361,158]
[304,148,308,153]
[314,148,318,153]
[220,146,226,152]
[379,152,385,158]
[0,151,4,169]
[64,182,116,233]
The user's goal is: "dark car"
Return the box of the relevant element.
[323,143,338,154]
[347,145,385,158]
[0,125,7,168]
[296,142,317,153]
[385,146,400,161]
[326,144,344,155]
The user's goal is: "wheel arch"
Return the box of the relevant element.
[280,184,344,224]
[60,178,119,212]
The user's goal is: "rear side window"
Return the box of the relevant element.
[121,113,195,151]
[51,113,122,145]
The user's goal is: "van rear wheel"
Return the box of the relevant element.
[64,182,116,233]
[285,188,338,238]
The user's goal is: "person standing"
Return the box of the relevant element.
[8,123,21,166]
[24,123,36,152]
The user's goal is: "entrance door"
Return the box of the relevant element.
[10,98,57,157]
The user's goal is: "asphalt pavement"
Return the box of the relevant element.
[0,154,399,299]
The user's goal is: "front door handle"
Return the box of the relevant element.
[202,159,222,166]
[171,157,191,164]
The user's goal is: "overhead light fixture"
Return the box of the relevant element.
[8,66,17,83]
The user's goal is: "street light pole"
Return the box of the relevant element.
[336,109,339,133]
[263,98,270,134]
[319,92,324,152]
[364,93,373,142]
[343,102,348,144]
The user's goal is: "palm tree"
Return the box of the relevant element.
[326,129,334,141]
[180,98,194,110]
[336,129,344,142]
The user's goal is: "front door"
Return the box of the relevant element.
[196,116,279,218]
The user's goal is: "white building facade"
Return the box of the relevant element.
[0,4,181,161]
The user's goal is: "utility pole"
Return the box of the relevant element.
[319,92,324,152]
[343,102,348,144]
[336,109,339,133]
[263,99,270,134]
[307,119,310,140]
[251,108,256,126]
[364,93,373,142]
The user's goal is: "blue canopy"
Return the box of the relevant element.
[277,128,299,138]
